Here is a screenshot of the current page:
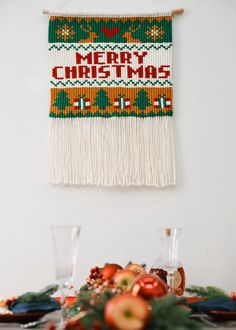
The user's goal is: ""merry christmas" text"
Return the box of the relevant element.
[52,51,171,80]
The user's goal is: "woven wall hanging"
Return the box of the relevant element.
[47,12,178,186]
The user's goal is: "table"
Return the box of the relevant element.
[0,311,235,329]
[1,325,235,329]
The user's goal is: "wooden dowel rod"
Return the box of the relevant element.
[42,8,184,17]
[172,8,184,17]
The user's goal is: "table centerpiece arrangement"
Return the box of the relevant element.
[45,262,236,330]
[48,262,201,330]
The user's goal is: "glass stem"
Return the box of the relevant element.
[59,283,69,329]
[167,271,174,293]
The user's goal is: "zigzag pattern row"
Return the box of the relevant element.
[50,80,172,87]
[49,43,172,51]
[50,110,173,118]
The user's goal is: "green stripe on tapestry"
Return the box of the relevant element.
[49,110,173,118]
[48,18,172,43]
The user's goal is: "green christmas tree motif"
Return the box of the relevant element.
[53,90,71,111]
[93,89,111,110]
[133,89,151,110]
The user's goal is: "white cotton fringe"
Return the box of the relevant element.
[48,117,176,187]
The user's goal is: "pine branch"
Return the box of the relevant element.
[40,284,59,295]
[17,292,51,303]
[186,286,229,300]
[17,284,58,303]
[146,295,202,330]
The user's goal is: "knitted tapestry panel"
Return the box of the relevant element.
[48,14,176,186]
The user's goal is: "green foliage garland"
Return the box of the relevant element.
[186,286,229,301]
[146,296,201,330]
[17,284,59,304]
[70,288,202,330]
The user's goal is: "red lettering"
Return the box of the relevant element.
[133,51,148,64]
[98,65,110,78]
[158,65,170,79]
[94,52,105,65]
[112,65,125,78]
[78,66,90,78]
[127,66,144,78]
[52,66,63,80]
[91,66,97,78]
[65,66,77,79]
[120,52,132,64]
[107,52,119,64]
[145,66,157,79]
[76,52,93,65]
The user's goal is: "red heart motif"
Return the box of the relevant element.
[101,27,120,38]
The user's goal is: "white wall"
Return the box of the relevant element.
[0,0,236,297]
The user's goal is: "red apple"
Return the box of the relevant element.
[126,264,146,276]
[105,294,150,330]
[100,264,123,280]
[46,323,56,330]
[113,270,137,291]
[64,312,87,330]
[231,292,236,301]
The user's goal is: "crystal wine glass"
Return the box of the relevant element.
[156,228,182,293]
[51,225,80,329]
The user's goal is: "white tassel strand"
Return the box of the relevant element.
[48,117,176,187]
